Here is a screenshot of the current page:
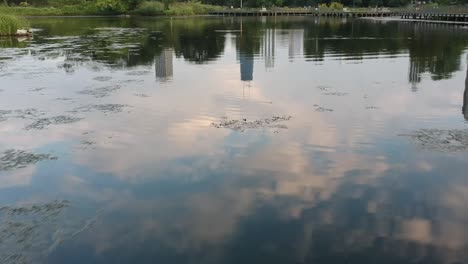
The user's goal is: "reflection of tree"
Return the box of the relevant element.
[0,37,29,48]
[11,18,228,70]
[303,19,405,61]
[409,59,423,92]
[239,52,254,82]
[155,48,174,82]
[4,17,467,86]
[288,29,304,61]
[173,25,225,64]
[27,26,161,70]
[463,57,468,121]
[407,23,466,90]
[301,19,467,90]
[139,18,228,64]
[262,28,275,70]
[236,19,263,82]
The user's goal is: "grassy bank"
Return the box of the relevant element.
[0,14,29,35]
[0,1,222,16]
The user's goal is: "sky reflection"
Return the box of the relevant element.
[0,16,467,264]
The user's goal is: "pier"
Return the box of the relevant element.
[209,10,398,17]
[209,8,468,24]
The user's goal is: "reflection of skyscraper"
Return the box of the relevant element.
[155,48,173,82]
[408,59,423,92]
[239,52,253,82]
[463,59,468,121]
[288,29,304,60]
[262,29,276,70]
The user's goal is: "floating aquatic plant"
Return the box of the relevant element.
[401,129,468,152]
[212,116,292,132]
[24,116,83,130]
[72,104,130,114]
[0,149,57,171]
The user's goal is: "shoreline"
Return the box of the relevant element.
[19,14,221,18]
[23,15,132,18]
[22,14,224,19]
[4,12,468,23]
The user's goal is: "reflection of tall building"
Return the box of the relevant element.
[239,52,253,82]
[408,59,423,92]
[155,48,173,82]
[262,29,276,70]
[288,29,304,60]
[463,59,468,121]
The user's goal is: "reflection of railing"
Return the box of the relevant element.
[464,55,468,121]
[394,6,468,14]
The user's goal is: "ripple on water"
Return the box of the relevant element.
[317,85,330,91]
[72,104,130,114]
[29,87,47,92]
[122,79,144,84]
[93,76,112,82]
[134,93,150,98]
[77,85,121,98]
[55,97,74,101]
[126,70,150,76]
[322,92,348,96]
[313,104,333,112]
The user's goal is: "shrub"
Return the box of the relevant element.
[134,1,164,15]
[121,0,144,9]
[60,3,101,15]
[96,0,125,13]
[329,1,343,9]
[19,1,29,6]
[189,1,221,13]
[164,4,195,16]
[0,14,29,36]
[0,4,103,15]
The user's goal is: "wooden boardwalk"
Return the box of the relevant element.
[209,9,468,23]
[209,10,398,17]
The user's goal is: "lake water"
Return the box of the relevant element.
[1,16,468,264]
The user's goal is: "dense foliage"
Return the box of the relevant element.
[0,0,222,15]
[1,0,468,14]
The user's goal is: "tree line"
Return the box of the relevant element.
[2,0,468,10]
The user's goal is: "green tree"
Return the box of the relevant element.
[369,0,382,6]
[162,0,172,9]
[96,0,125,13]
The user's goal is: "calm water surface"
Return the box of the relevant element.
[0,16,468,264]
